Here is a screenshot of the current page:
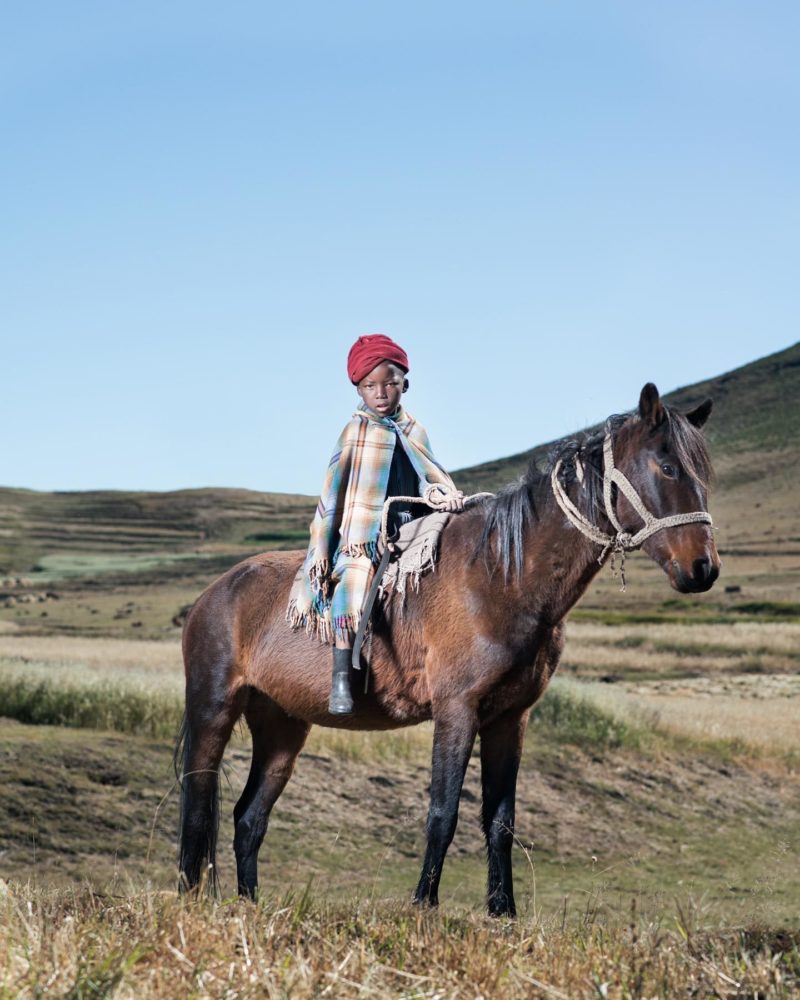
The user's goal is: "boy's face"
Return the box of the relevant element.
[356,362,408,416]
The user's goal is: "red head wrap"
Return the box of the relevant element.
[346,334,409,385]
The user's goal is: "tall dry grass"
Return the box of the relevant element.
[582,683,799,755]
[552,676,799,757]
[547,621,800,759]
[0,634,182,685]
[1,630,797,757]
[0,883,797,999]
[0,636,183,737]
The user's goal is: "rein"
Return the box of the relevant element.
[551,431,713,590]
[378,482,494,542]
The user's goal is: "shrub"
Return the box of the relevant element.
[0,678,182,738]
[531,683,642,750]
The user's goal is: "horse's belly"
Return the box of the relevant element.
[248,627,433,730]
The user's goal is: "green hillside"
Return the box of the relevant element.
[452,343,800,592]
[0,343,800,584]
[453,340,800,495]
[0,487,315,579]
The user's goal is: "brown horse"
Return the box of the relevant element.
[176,384,720,916]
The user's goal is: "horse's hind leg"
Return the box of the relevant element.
[234,691,310,899]
[414,704,478,907]
[479,709,529,917]
[178,689,245,893]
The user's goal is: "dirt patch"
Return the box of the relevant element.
[624,672,800,699]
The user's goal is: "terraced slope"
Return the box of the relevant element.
[0,487,315,576]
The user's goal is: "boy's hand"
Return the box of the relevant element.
[443,491,465,513]
[422,483,466,512]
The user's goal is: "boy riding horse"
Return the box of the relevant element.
[287,334,463,713]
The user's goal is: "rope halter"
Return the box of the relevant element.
[551,431,713,590]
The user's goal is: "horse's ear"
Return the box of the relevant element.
[686,398,713,428]
[639,383,665,428]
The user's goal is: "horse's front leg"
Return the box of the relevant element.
[479,708,529,917]
[414,704,478,907]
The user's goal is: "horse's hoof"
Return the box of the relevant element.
[487,891,516,918]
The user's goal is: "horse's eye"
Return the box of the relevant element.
[661,463,676,478]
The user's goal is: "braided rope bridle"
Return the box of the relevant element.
[551,430,713,590]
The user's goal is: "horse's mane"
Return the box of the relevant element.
[471,405,713,580]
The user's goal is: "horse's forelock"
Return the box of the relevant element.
[615,407,713,490]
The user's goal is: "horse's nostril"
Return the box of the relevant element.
[692,557,714,582]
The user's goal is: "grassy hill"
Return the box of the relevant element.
[2,712,798,995]
[454,340,800,495]
[452,342,800,623]
[0,342,797,634]
[5,343,797,565]
[454,342,800,550]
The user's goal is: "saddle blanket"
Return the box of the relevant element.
[380,510,452,603]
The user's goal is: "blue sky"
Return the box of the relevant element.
[3,2,798,495]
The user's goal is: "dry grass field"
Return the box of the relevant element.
[2,885,798,998]
[561,621,800,756]
[2,620,798,752]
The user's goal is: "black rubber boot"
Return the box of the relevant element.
[329,647,354,715]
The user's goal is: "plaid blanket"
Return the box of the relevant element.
[287,403,456,644]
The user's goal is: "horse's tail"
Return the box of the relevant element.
[172,710,188,783]
[174,710,220,895]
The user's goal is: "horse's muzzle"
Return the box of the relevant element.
[670,555,720,593]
